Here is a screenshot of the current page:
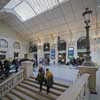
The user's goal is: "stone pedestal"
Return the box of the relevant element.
[21,61,33,79]
[79,66,98,94]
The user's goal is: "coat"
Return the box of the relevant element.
[46,71,53,87]
[37,71,45,84]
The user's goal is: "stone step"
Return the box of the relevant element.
[19,82,57,100]
[27,78,66,93]
[53,81,69,88]
[6,92,21,100]
[23,80,62,96]
[16,85,51,100]
[11,89,34,100]
[28,78,67,92]
[30,77,69,88]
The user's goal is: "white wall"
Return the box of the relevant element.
[0,21,28,59]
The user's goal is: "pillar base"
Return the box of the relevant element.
[78,66,98,94]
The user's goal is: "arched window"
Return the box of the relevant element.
[77,36,87,57]
[58,38,66,51]
[77,36,87,49]
[29,44,37,52]
[13,42,21,49]
[43,43,50,51]
[0,39,8,48]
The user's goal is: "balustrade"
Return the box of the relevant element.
[0,69,24,97]
[57,74,89,100]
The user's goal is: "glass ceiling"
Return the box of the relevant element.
[4,0,66,22]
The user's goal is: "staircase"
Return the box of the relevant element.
[2,77,69,100]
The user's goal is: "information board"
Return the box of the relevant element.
[68,47,74,59]
[50,49,55,59]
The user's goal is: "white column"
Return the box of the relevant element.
[21,61,33,79]
[66,41,68,63]
[37,44,44,64]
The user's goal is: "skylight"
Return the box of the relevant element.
[4,0,21,9]
[27,0,58,14]
[14,2,36,21]
[4,0,66,22]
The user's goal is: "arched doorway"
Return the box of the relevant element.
[77,36,87,58]
[58,37,66,64]
[43,42,50,65]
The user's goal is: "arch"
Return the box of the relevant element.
[77,36,87,57]
[58,39,66,51]
[77,36,87,49]
[43,42,50,51]
[29,44,37,52]
[0,39,8,48]
[13,41,21,49]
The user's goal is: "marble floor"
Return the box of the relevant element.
[33,64,79,85]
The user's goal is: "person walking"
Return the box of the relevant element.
[36,66,45,93]
[4,59,10,77]
[46,68,53,94]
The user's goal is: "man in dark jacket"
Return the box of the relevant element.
[4,60,10,77]
[36,66,45,93]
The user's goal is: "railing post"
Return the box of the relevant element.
[0,69,24,97]
[57,74,89,100]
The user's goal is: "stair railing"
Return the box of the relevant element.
[0,69,24,97]
[57,74,89,100]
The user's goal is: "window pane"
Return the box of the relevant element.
[26,0,40,14]
[14,2,36,21]
[27,0,59,14]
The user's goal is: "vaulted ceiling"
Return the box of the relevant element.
[0,0,100,41]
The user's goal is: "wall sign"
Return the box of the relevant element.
[68,47,74,59]
[50,49,55,59]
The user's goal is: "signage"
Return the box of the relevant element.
[68,47,74,59]
[50,49,55,59]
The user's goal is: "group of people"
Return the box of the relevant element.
[0,58,19,79]
[39,57,50,66]
[67,57,84,66]
[36,65,53,94]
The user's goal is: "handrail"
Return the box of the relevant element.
[0,69,24,97]
[57,74,89,100]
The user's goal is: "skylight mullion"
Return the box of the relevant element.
[47,0,54,9]
[38,0,49,13]
[34,0,44,14]
[25,0,37,15]
[4,0,21,9]
[12,1,23,10]
[14,2,36,21]
[47,0,58,10]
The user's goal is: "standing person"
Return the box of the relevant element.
[12,58,19,72]
[0,60,4,75]
[46,68,53,94]
[36,66,45,93]
[4,59,10,77]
